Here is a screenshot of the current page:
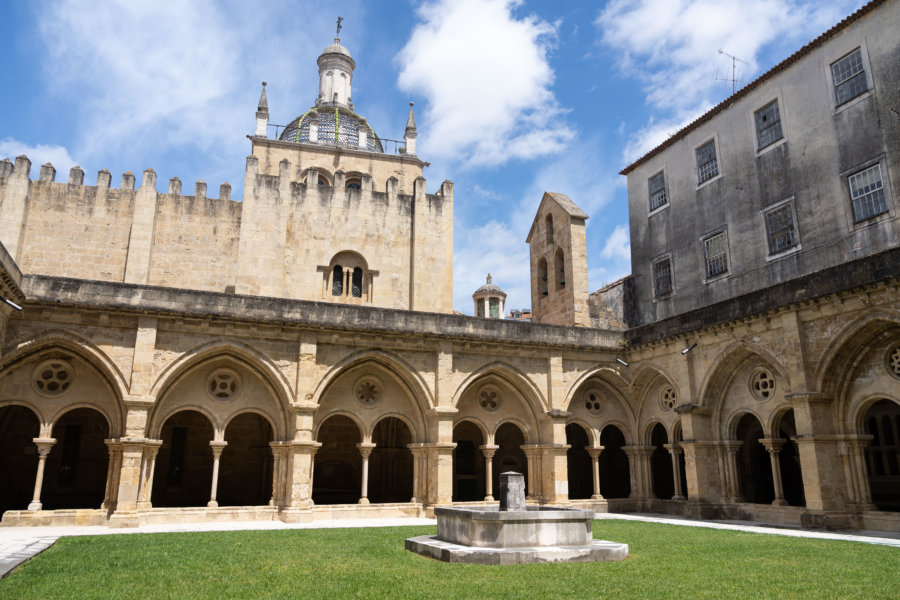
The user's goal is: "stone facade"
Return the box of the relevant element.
[0,3,898,532]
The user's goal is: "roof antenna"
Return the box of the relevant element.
[717,49,748,96]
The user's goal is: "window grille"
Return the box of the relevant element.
[755,101,783,149]
[649,171,667,211]
[332,265,343,296]
[832,48,867,105]
[849,164,887,222]
[351,267,363,298]
[704,232,728,278]
[653,257,673,296]
[696,140,719,184]
[765,204,798,254]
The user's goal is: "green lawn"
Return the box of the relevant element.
[1,520,897,600]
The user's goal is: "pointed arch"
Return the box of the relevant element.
[566,418,598,446]
[564,365,631,411]
[312,349,434,414]
[0,330,129,402]
[631,362,679,426]
[451,360,547,416]
[815,311,900,398]
[700,341,791,410]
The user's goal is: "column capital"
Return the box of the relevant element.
[586,446,605,459]
[479,444,499,459]
[759,437,786,453]
[32,437,56,455]
[663,443,683,455]
[356,442,376,458]
[209,440,228,459]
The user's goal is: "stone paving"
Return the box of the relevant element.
[1,513,898,579]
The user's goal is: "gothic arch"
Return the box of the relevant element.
[313,409,365,440]
[223,408,278,439]
[642,418,669,444]
[369,411,421,443]
[312,349,434,413]
[724,408,769,440]
[565,418,598,446]
[453,416,489,442]
[0,330,129,403]
[700,341,791,410]
[564,365,631,411]
[600,420,636,446]
[452,360,547,416]
[493,417,533,444]
[150,340,293,408]
[815,311,900,398]
[850,394,900,435]
[150,403,220,440]
[0,399,44,428]
[631,363,679,425]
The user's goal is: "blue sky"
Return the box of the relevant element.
[0,0,862,313]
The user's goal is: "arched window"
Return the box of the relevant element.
[538,258,548,296]
[346,177,362,190]
[555,248,565,290]
[332,265,343,296]
[545,214,554,245]
[352,267,363,298]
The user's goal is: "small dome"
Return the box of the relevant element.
[474,274,505,295]
[279,107,384,153]
[321,41,353,59]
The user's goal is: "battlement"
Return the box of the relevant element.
[0,155,234,203]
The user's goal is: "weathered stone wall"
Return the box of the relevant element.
[588,277,629,331]
[625,0,900,326]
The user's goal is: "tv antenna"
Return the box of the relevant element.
[717,49,748,95]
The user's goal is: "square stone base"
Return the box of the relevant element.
[405,535,628,564]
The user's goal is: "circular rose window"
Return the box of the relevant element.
[887,345,900,381]
[355,376,382,408]
[583,388,603,416]
[749,368,775,401]
[207,369,240,401]
[32,359,74,397]
[478,385,502,414]
[659,387,677,412]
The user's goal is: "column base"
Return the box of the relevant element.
[279,507,314,523]
[26,501,42,511]
[358,498,370,505]
[772,498,788,507]
[484,495,494,502]
[108,511,141,528]
[672,495,686,501]
[207,500,219,508]
[591,494,605,501]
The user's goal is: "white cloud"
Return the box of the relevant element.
[0,139,78,176]
[397,0,573,167]
[597,0,862,163]
[601,224,630,262]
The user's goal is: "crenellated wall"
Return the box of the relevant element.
[0,152,454,312]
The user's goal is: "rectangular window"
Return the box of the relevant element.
[848,164,887,222]
[648,171,668,211]
[703,232,729,278]
[696,140,719,184]
[765,203,798,254]
[832,48,867,106]
[653,257,673,297]
[755,100,783,149]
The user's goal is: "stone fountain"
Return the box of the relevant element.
[406,472,628,564]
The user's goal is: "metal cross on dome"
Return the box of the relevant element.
[336,16,343,37]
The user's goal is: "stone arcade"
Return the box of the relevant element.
[0,1,898,533]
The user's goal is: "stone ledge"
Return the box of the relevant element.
[405,535,628,564]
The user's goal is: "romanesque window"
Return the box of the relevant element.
[545,214,554,245]
[848,164,887,222]
[332,265,344,296]
[352,267,363,298]
[538,258,549,296]
[755,100,783,149]
[765,203,798,254]
[555,248,565,290]
[832,48,867,106]
[653,257,673,297]
[703,232,729,279]
[696,140,719,184]
[648,171,668,211]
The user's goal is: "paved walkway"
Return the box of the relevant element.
[1,513,898,579]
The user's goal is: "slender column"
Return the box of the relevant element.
[849,437,876,509]
[140,445,161,508]
[587,447,604,500]
[28,438,56,511]
[408,444,427,504]
[102,441,122,510]
[521,446,542,501]
[480,445,498,501]
[665,443,685,500]
[207,441,228,508]
[760,438,788,506]
[837,442,858,505]
[722,441,743,503]
[357,443,375,505]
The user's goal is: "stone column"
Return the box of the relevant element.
[847,436,876,510]
[102,441,123,511]
[27,438,56,511]
[722,441,743,503]
[760,438,788,506]
[665,443,685,501]
[521,446,543,501]
[787,392,844,511]
[207,441,228,508]
[623,446,653,499]
[480,445,498,501]
[276,441,320,521]
[109,439,154,527]
[357,443,376,505]
[837,442,858,505]
[408,444,428,503]
[587,447,604,500]
[136,441,162,510]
